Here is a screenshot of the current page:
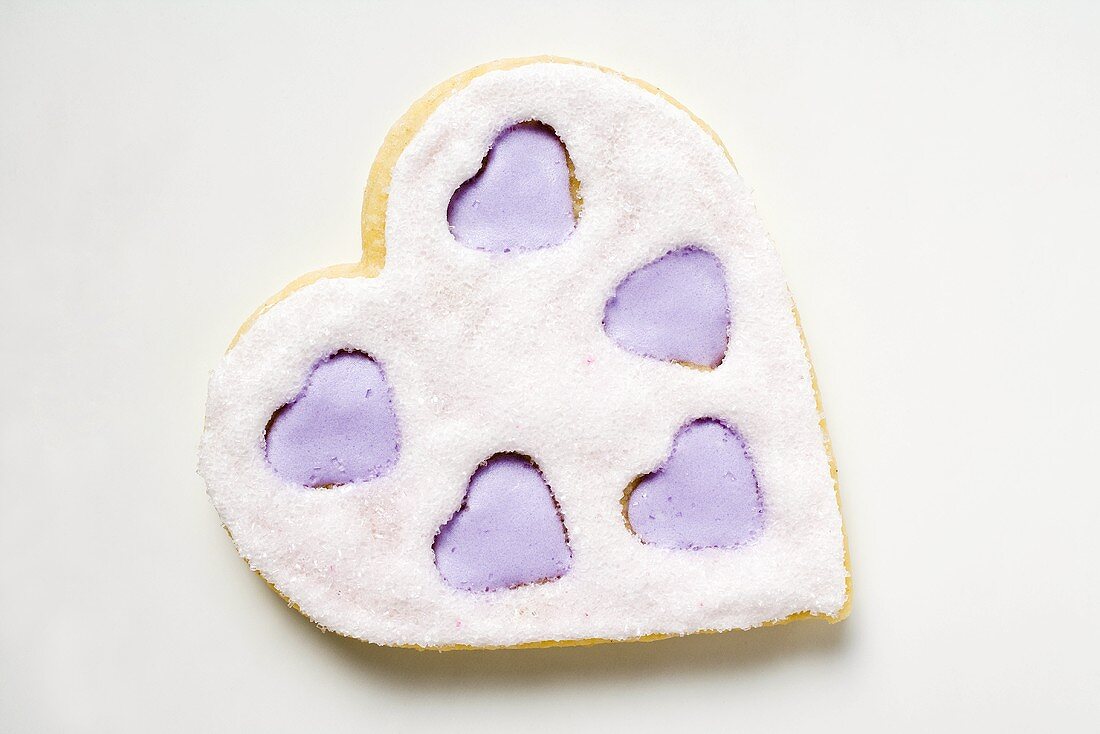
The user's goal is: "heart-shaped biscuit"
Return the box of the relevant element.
[199,58,850,649]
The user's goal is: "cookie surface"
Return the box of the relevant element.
[199,57,850,649]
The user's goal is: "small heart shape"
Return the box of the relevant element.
[447,122,576,253]
[626,419,763,549]
[265,351,400,487]
[604,246,730,368]
[434,454,572,592]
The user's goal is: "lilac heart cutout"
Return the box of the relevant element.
[434,454,572,592]
[447,122,576,253]
[626,419,763,549]
[265,351,400,487]
[604,246,730,368]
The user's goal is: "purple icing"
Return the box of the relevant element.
[265,351,400,487]
[604,246,730,368]
[447,122,575,253]
[434,454,572,592]
[626,419,763,549]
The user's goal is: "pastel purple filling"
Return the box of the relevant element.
[627,419,763,549]
[264,351,400,487]
[604,246,730,368]
[434,454,572,592]
[447,122,575,253]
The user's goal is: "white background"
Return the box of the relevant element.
[2,1,1098,731]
